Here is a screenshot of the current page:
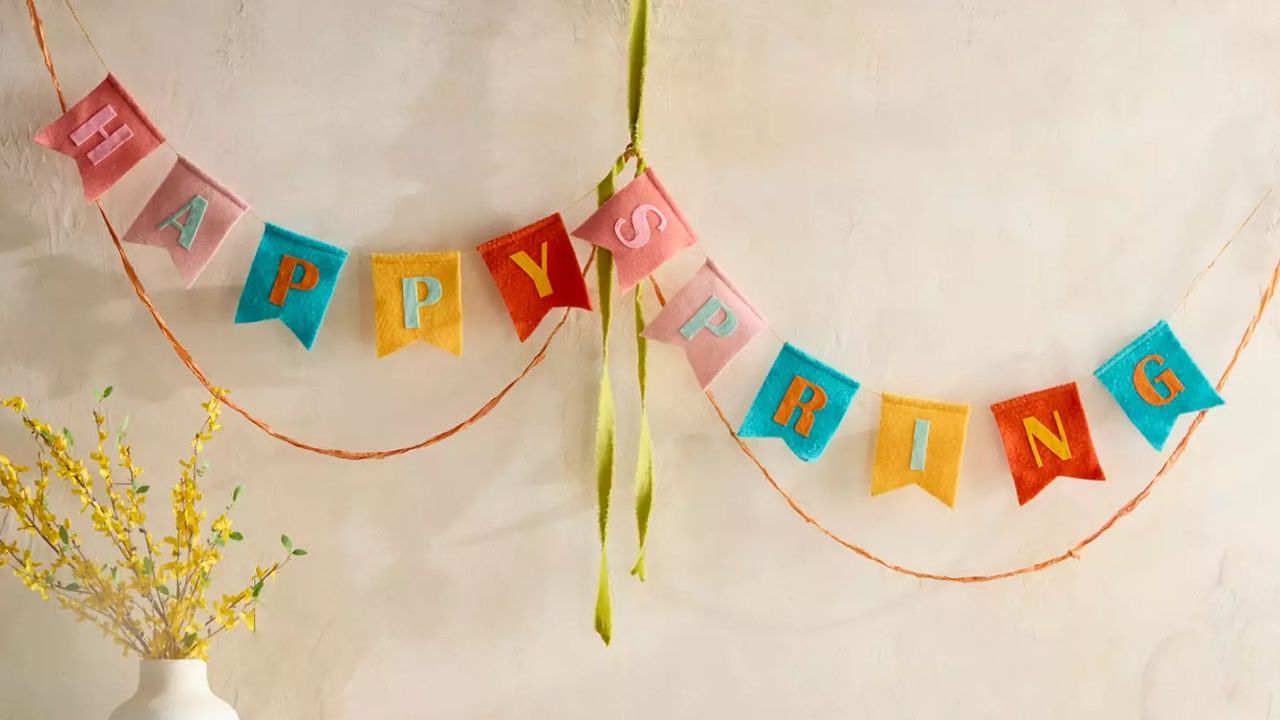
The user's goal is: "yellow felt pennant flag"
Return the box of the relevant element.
[371,251,462,357]
[871,393,970,507]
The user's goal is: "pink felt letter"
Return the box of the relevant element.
[34,74,165,201]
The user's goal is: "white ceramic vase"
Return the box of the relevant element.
[109,659,239,720]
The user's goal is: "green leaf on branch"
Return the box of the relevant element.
[97,386,113,402]
[183,633,197,648]
[136,485,150,495]
[232,485,243,503]
[143,557,154,576]
[61,428,74,446]
[280,535,293,552]
[58,526,69,546]
[252,581,264,599]
[65,583,80,592]
[157,585,170,596]
[229,532,243,541]
[291,549,308,557]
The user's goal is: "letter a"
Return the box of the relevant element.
[156,195,209,250]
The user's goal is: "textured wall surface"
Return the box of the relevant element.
[3,1,1280,718]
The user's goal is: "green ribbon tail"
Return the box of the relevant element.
[630,285,654,581]
[627,0,649,151]
[592,168,620,646]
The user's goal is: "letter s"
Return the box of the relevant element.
[613,204,668,249]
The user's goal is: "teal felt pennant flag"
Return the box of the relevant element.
[234,223,348,350]
[1094,320,1223,450]
[739,342,860,462]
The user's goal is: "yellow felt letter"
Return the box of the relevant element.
[1023,411,1071,469]
[510,242,553,298]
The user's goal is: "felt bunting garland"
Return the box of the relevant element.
[871,394,970,507]
[477,213,591,341]
[1094,320,1224,450]
[122,157,249,286]
[990,382,1106,505]
[22,0,1280,638]
[371,252,463,357]
[234,223,348,350]
[570,168,697,291]
[641,260,765,388]
[739,343,861,462]
[34,74,165,201]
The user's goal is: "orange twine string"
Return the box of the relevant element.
[26,0,595,461]
[649,250,1280,582]
[27,0,1280,577]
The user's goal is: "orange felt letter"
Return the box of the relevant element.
[269,255,319,306]
[772,375,828,437]
[1133,354,1184,406]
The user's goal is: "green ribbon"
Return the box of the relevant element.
[593,0,652,646]
[593,157,623,645]
[630,285,654,581]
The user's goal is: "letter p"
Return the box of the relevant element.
[269,255,319,306]
[679,295,739,341]
[402,276,443,329]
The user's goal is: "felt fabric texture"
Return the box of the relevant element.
[570,168,697,291]
[371,252,463,357]
[122,157,249,287]
[1094,320,1224,450]
[33,74,165,201]
[738,342,860,462]
[234,223,348,350]
[477,213,591,341]
[641,259,765,389]
[871,394,970,507]
[990,382,1106,506]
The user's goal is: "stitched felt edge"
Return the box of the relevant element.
[370,250,460,266]
[475,213,564,254]
[265,223,348,260]
[989,381,1079,414]
[174,156,249,211]
[1093,319,1172,378]
[103,73,166,142]
[880,393,970,417]
[777,342,861,394]
[704,258,766,324]
[644,167,698,243]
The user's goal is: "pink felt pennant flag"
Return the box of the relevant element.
[122,157,249,286]
[642,260,765,388]
[33,74,165,201]
[570,168,697,290]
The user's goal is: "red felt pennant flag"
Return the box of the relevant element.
[34,74,165,201]
[989,382,1106,505]
[477,213,592,341]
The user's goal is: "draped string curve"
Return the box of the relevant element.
[28,0,1280,579]
[26,0,610,461]
[649,242,1280,582]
